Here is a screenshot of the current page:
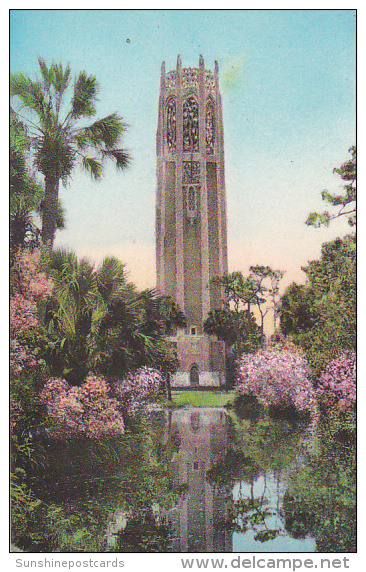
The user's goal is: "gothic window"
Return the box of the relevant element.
[183,96,199,152]
[186,185,199,223]
[183,161,200,185]
[166,97,176,152]
[188,187,196,212]
[206,97,215,154]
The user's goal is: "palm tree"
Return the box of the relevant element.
[10,58,130,255]
[44,249,103,384]
[43,251,182,384]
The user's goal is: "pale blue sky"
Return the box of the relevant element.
[10,9,356,291]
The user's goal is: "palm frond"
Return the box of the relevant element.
[49,61,71,95]
[75,113,127,150]
[96,256,128,301]
[82,156,102,179]
[48,249,78,280]
[38,57,50,84]
[71,71,98,118]
[101,148,131,169]
[38,58,71,117]
[10,73,47,122]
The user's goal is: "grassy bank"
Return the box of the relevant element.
[166,390,236,408]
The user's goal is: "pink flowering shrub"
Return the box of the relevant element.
[10,294,39,336]
[14,249,53,300]
[316,351,356,409]
[10,338,38,375]
[10,247,54,343]
[236,350,315,414]
[10,248,54,374]
[116,367,164,404]
[40,375,124,439]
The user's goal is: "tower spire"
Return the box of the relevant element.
[160,61,166,89]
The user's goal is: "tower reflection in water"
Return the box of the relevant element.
[163,407,233,552]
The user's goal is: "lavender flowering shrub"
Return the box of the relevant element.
[10,248,54,375]
[116,367,164,405]
[235,349,316,415]
[316,351,356,410]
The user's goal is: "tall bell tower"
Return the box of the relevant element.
[156,55,228,387]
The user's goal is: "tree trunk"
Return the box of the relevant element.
[41,175,59,257]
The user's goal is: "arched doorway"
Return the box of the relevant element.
[190,364,199,386]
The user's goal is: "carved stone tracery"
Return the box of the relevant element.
[205,71,215,92]
[182,68,199,90]
[164,68,216,93]
[206,97,215,154]
[183,96,199,152]
[166,97,176,152]
[165,70,176,92]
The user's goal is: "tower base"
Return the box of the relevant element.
[167,333,226,388]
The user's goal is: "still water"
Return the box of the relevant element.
[30,406,355,553]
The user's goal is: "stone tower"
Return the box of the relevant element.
[156,55,228,387]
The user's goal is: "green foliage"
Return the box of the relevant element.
[212,267,285,331]
[114,510,172,552]
[11,373,46,436]
[10,113,66,254]
[10,114,43,252]
[207,409,308,488]
[248,266,285,330]
[12,491,104,553]
[10,473,42,547]
[283,411,356,552]
[224,496,278,538]
[306,146,356,228]
[204,309,263,355]
[12,416,180,552]
[279,284,315,338]
[229,410,308,473]
[10,113,43,209]
[213,271,257,313]
[207,409,311,544]
[71,70,98,118]
[155,295,186,335]
[204,308,263,385]
[280,235,356,375]
[231,394,265,420]
[207,449,260,487]
[42,250,180,384]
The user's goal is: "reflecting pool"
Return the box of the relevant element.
[26,405,355,553]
